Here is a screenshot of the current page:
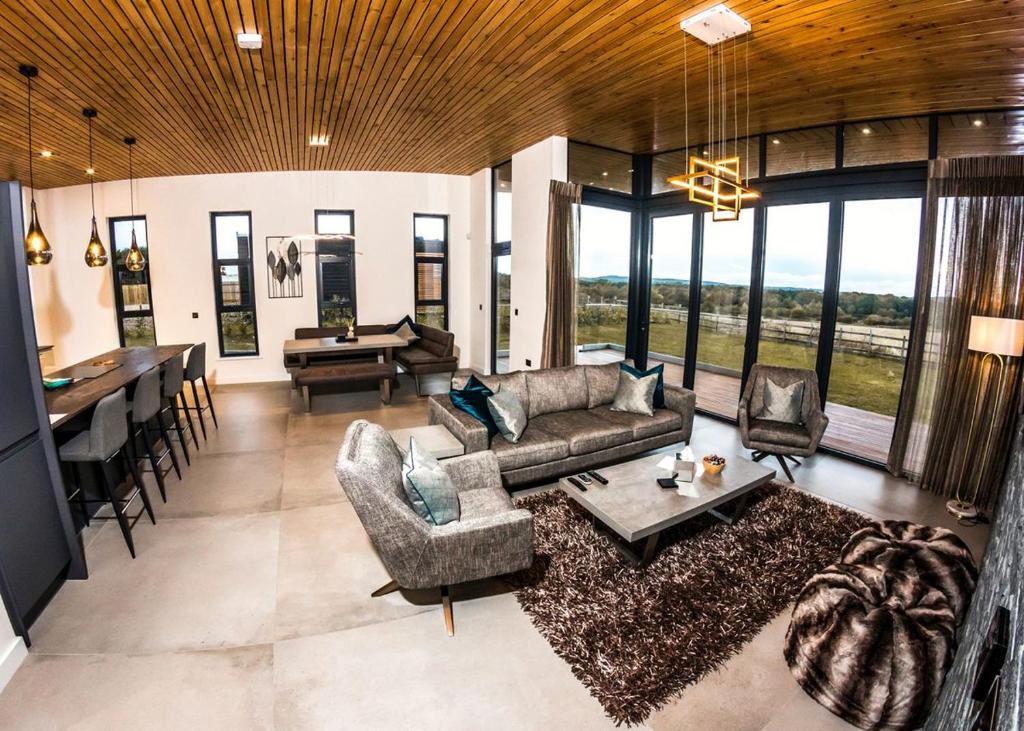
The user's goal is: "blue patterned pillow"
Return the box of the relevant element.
[620,362,665,408]
[448,375,500,438]
[401,437,460,525]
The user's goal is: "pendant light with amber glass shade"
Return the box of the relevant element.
[123,137,146,273]
[83,108,108,267]
[18,64,52,265]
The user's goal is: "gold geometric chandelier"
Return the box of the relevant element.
[668,4,759,222]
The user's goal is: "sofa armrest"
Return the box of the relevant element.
[805,408,830,449]
[429,508,534,579]
[428,395,489,453]
[441,451,503,494]
[663,384,697,441]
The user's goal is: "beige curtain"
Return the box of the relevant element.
[888,156,1024,510]
[541,180,582,369]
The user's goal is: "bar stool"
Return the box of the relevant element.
[129,367,180,503]
[160,353,196,464]
[185,343,218,440]
[59,388,156,558]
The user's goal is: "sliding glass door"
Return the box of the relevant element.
[576,204,632,364]
[646,214,693,386]
[757,202,830,370]
[492,162,512,373]
[693,211,754,417]
[822,198,922,462]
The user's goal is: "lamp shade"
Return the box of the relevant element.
[968,316,1024,357]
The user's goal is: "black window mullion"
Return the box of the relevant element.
[683,211,703,389]
[109,215,156,347]
[210,211,258,357]
[741,204,767,387]
[413,213,449,330]
[815,198,844,403]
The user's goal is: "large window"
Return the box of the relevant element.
[413,214,448,329]
[693,211,755,417]
[823,198,922,462]
[576,205,632,362]
[314,209,356,327]
[210,212,258,356]
[109,216,155,347]
[492,162,512,373]
[646,214,694,384]
[757,202,830,371]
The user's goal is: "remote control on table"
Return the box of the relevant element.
[577,473,593,485]
[587,470,608,485]
[567,476,587,491]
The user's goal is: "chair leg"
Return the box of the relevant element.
[99,458,135,559]
[441,585,454,637]
[751,450,768,462]
[169,398,191,465]
[189,380,208,440]
[775,453,795,482]
[72,463,90,527]
[201,375,218,429]
[140,422,168,502]
[370,579,400,597]
[156,411,183,480]
[123,449,156,525]
[178,391,200,452]
[414,374,421,397]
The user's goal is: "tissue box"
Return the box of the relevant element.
[675,455,696,483]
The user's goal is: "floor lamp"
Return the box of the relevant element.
[947,315,1024,520]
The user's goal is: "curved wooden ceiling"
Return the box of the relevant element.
[0,0,1021,189]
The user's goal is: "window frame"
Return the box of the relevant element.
[313,209,357,327]
[491,161,512,373]
[413,212,449,331]
[209,210,259,357]
[108,214,156,347]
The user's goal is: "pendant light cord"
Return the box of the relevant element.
[88,115,96,215]
[128,142,135,218]
[26,74,35,195]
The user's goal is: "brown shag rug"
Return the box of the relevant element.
[509,482,870,726]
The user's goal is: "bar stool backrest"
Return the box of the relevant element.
[185,342,206,382]
[132,366,162,423]
[163,353,185,398]
[88,388,129,460]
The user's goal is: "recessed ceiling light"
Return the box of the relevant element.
[86,167,95,175]
[771,138,781,145]
[237,32,262,49]
[39,150,53,158]
[861,127,872,135]
[681,3,751,44]
[602,171,608,176]
[309,135,330,146]
[972,118,984,127]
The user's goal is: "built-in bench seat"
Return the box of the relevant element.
[295,361,397,410]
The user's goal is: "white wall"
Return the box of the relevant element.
[468,168,491,373]
[30,171,471,383]
[0,603,26,694]
[509,136,567,370]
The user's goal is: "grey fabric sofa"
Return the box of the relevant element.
[738,363,829,481]
[335,419,534,635]
[428,363,696,487]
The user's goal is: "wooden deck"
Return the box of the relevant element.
[576,348,893,464]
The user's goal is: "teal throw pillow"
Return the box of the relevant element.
[486,385,528,443]
[401,437,460,526]
[448,375,500,438]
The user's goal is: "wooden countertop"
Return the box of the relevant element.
[282,333,407,354]
[45,345,193,429]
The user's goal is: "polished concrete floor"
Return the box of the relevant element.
[0,376,989,730]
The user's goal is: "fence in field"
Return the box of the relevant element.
[581,301,911,360]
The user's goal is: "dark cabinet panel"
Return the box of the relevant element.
[0,194,37,453]
[0,437,71,620]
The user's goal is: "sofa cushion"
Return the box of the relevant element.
[610,369,658,417]
[589,405,683,440]
[449,375,500,438]
[747,418,813,449]
[396,346,444,365]
[401,437,460,525]
[457,371,531,417]
[756,377,804,424]
[530,410,634,456]
[584,362,621,408]
[488,426,569,471]
[487,386,528,443]
[387,314,422,337]
[525,366,588,418]
[620,362,665,408]
[458,487,514,520]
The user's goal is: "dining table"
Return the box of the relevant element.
[44,344,194,430]
[281,333,408,368]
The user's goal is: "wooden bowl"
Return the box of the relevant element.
[703,456,726,475]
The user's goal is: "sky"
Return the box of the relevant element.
[576,199,922,297]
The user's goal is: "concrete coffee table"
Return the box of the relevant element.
[558,449,776,565]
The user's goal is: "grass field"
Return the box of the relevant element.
[578,321,905,416]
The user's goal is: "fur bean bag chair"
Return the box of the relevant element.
[784,562,956,731]
[840,520,977,622]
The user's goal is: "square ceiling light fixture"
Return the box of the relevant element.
[309,135,330,146]
[236,32,263,49]
[680,4,751,44]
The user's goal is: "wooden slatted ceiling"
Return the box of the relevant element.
[0,0,1022,189]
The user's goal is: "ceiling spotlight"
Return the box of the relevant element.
[861,127,872,135]
[771,138,781,145]
[39,149,53,158]
[972,118,984,127]
[309,134,330,146]
[602,171,608,177]
[86,167,95,175]
[236,32,262,49]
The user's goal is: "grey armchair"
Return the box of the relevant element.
[335,419,534,635]
[738,364,829,482]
